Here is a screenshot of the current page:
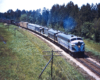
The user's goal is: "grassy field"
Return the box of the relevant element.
[0,23,87,80]
[84,39,100,58]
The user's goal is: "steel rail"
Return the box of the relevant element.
[21,26,100,77]
[85,58,100,69]
[77,59,100,76]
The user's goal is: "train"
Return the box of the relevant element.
[19,22,85,57]
[0,19,85,57]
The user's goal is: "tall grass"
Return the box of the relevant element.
[84,39,100,58]
[0,23,86,80]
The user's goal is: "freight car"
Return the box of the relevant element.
[19,21,28,28]
[19,21,23,27]
[0,19,14,24]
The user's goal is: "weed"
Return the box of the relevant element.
[84,39,100,58]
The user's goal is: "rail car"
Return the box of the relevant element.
[19,22,28,28]
[0,19,14,24]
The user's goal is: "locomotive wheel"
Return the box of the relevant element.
[69,52,74,57]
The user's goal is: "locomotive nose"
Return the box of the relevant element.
[77,42,82,48]
[78,42,81,45]
[78,41,80,44]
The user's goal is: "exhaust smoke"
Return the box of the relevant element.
[63,17,76,32]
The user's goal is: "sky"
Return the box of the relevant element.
[0,0,100,13]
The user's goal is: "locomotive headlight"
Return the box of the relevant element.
[78,45,80,48]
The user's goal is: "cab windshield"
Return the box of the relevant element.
[71,38,76,41]
[71,38,82,41]
[77,38,83,40]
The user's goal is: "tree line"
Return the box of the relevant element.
[0,1,100,42]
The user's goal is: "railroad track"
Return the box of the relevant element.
[21,26,100,78]
[77,58,100,77]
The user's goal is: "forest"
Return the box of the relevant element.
[0,1,100,42]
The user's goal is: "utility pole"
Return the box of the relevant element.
[39,50,62,79]
[14,28,18,36]
[51,50,53,78]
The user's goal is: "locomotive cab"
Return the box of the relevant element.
[70,37,85,53]
[57,33,85,57]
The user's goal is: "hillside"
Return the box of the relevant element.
[0,23,87,80]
